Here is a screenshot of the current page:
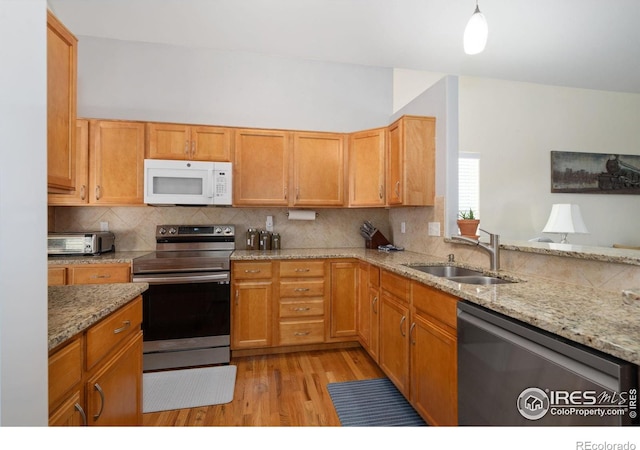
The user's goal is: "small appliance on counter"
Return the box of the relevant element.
[47,231,115,256]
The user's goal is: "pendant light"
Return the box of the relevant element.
[463,1,488,55]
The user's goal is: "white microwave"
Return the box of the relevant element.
[144,159,232,205]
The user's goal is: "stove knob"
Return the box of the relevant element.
[158,227,167,235]
[168,227,177,235]
[215,227,223,234]
[224,227,232,235]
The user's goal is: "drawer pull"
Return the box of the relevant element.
[294,268,310,272]
[244,269,261,273]
[292,307,311,312]
[294,288,310,292]
[113,320,131,334]
[75,403,87,426]
[93,383,105,421]
[294,331,311,336]
[92,274,111,279]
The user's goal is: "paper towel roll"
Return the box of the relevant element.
[287,210,316,221]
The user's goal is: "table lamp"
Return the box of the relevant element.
[542,204,589,244]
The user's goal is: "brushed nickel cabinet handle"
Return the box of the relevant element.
[75,403,87,426]
[372,296,378,314]
[395,181,400,197]
[185,140,189,156]
[294,268,310,272]
[400,315,406,337]
[379,185,383,199]
[191,140,195,157]
[91,274,111,279]
[294,287,310,292]
[93,383,105,421]
[244,269,261,273]
[95,185,101,200]
[410,322,416,345]
[113,320,131,334]
[235,289,239,305]
[294,331,311,336]
[80,185,86,200]
[292,307,311,312]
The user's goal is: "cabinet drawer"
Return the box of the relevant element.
[86,297,142,370]
[233,262,272,280]
[279,260,325,278]
[48,267,67,286]
[279,279,324,297]
[279,299,324,318]
[49,337,82,411]
[411,282,458,330]
[381,270,409,302]
[279,319,325,345]
[69,264,131,284]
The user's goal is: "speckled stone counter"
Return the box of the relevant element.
[232,248,640,365]
[48,282,148,351]
[48,251,150,266]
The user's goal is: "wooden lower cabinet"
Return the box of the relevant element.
[329,260,358,338]
[378,291,410,396]
[86,331,143,426]
[231,261,273,349]
[48,263,131,286]
[48,296,143,426]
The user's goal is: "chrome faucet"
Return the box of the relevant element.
[450,229,500,271]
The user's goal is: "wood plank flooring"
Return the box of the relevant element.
[142,347,385,426]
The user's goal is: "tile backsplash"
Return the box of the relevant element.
[52,206,392,251]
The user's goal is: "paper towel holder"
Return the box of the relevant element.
[286,210,319,218]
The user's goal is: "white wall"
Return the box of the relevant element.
[392,68,446,114]
[76,36,393,132]
[0,0,48,425]
[459,77,640,247]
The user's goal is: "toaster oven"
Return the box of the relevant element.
[47,232,115,256]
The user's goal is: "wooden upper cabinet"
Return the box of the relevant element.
[47,11,77,192]
[292,132,345,207]
[48,119,89,205]
[89,120,145,205]
[146,123,232,161]
[348,128,386,207]
[386,116,436,207]
[233,129,290,206]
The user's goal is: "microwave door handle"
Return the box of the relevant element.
[207,170,214,198]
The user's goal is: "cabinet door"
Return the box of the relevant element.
[379,293,410,396]
[146,123,191,160]
[357,263,371,347]
[292,132,345,206]
[48,119,89,205]
[233,129,289,206]
[411,313,457,426]
[47,11,77,192]
[232,281,272,348]
[386,119,403,206]
[191,126,232,161]
[86,330,142,426]
[330,261,358,338]
[89,120,145,205]
[348,128,386,207]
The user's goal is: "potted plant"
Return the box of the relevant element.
[457,209,480,238]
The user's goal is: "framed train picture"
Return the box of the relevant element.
[550,151,640,194]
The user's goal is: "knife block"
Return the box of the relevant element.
[365,230,391,249]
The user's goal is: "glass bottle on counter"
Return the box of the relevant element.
[272,233,281,250]
[246,228,259,250]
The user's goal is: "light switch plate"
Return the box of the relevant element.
[100,221,109,232]
[428,222,440,236]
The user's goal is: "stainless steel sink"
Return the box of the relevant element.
[404,265,484,277]
[447,275,515,285]
[403,264,516,285]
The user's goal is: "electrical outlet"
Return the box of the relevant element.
[266,215,274,232]
[100,221,109,232]
[400,222,406,234]
[428,222,440,236]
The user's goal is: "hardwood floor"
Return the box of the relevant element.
[142,347,385,426]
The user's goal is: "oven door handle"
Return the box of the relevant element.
[133,273,230,284]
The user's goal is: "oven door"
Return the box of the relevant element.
[133,271,230,371]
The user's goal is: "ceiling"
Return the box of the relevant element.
[47,0,640,95]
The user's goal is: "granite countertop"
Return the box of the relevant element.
[232,248,640,365]
[48,282,148,351]
[47,250,151,265]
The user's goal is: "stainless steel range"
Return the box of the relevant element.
[132,225,235,371]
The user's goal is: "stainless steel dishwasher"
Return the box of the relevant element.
[457,301,638,426]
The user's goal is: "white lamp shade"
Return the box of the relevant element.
[463,8,488,55]
[542,204,589,234]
